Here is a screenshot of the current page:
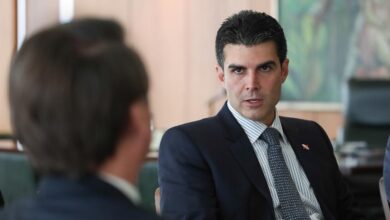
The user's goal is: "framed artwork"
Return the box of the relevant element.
[279,0,390,102]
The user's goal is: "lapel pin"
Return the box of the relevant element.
[301,144,310,150]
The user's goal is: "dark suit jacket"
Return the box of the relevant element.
[0,175,161,220]
[159,103,361,220]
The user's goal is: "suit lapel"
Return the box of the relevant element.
[281,120,319,187]
[217,104,273,202]
[280,117,326,208]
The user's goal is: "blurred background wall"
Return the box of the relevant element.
[0,0,344,140]
[0,0,278,131]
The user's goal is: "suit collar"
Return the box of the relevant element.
[99,172,141,205]
[217,105,326,219]
[280,118,321,189]
[227,101,287,144]
[217,103,274,207]
[280,118,330,218]
[226,101,267,143]
[38,174,137,207]
[216,102,246,141]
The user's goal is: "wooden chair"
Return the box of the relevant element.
[0,149,36,205]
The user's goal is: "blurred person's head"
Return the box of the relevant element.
[61,18,124,42]
[9,18,151,182]
[215,10,289,125]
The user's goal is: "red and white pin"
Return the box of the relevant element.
[301,144,310,150]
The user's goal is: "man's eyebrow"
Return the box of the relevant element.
[226,61,277,70]
[227,64,246,69]
[257,61,276,68]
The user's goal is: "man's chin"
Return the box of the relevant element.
[241,111,263,122]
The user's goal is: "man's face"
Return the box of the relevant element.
[216,41,289,125]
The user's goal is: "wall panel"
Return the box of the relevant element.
[0,0,15,133]
[26,0,59,37]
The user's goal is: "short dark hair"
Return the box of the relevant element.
[215,10,287,67]
[9,18,148,177]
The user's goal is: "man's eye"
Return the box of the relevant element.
[233,68,243,74]
[260,65,271,72]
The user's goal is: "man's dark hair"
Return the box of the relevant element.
[215,10,287,67]
[9,18,148,177]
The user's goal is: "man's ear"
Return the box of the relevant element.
[216,64,225,84]
[100,100,151,184]
[281,58,289,83]
[127,100,151,142]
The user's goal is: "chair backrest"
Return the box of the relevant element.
[138,161,159,212]
[0,150,36,205]
[341,78,390,149]
[0,189,4,208]
[379,177,390,220]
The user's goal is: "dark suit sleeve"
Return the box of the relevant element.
[158,127,219,220]
[314,122,365,219]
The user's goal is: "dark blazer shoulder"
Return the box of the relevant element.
[280,115,321,128]
[164,114,226,141]
[166,103,245,140]
[170,115,220,131]
[0,176,162,220]
[280,116,330,141]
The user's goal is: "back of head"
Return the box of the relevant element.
[9,18,148,178]
[61,18,124,42]
[215,10,287,67]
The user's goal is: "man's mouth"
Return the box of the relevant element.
[244,98,263,107]
[246,98,260,102]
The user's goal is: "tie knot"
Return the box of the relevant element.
[261,127,280,146]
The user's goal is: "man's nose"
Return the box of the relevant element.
[245,72,259,90]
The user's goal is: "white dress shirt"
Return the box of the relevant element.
[227,102,323,220]
[99,172,141,205]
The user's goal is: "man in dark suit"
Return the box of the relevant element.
[0,19,161,220]
[159,10,361,220]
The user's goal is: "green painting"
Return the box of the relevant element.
[279,0,390,102]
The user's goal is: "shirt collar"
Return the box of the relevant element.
[227,101,287,144]
[99,172,141,205]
